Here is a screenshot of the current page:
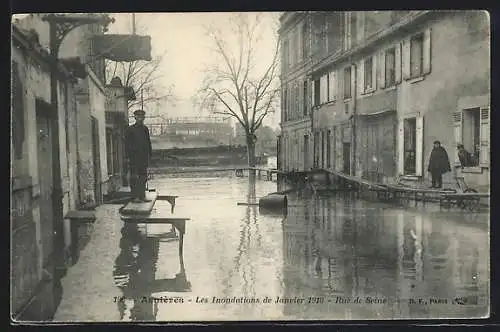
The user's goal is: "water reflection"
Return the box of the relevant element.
[281,193,489,319]
[112,223,191,321]
[105,175,489,321]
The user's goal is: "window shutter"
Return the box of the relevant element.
[452,111,463,166]
[479,107,490,167]
[311,81,315,106]
[350,65,356,99]
[379,51,386,89]
[372,55,377,90]
[402,39,411,80]
[358,60,364,95]
[398,119,404,175]
[328,71,336,101]
[423,28,432,75]
[395,43,402,83]
[415,116,424,176]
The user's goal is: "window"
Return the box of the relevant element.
[314,131,320,168]
[364,57,373,91]
[327,130,331,168]
[302,22,310,59]
[410,33,424,78]
[321,131,326,168]
[462,108,481,167]
[399,116,423,176]
[328,71,336,102]
[385,48,396,86]
[313,78,320,106]
[344,67,352,99]
[326,13,342,54]
[303,80,308,116]
[320,74,328,104]
[456,107,490,168]
[282,87,288,121]
[283,39,290,69]
[403,118,416,174]
[295,83,300,118]
[344,12,357,50]
[404,29,431,80]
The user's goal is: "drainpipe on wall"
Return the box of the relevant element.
[351,62,357,177]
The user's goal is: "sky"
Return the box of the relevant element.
[106,12,281,129]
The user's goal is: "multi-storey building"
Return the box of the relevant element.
[11,13,141,320]
[279,11,490,190]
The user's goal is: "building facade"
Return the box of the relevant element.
[278,11,490,190]
[11,14,133,320]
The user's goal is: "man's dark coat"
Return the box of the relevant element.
[125,123,153,167]
[428,146,451,174]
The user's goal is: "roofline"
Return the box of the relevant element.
[11,24,78,82]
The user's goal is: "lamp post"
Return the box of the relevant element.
[41,13,114,276]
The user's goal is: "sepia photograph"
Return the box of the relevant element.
[10,10,490,323]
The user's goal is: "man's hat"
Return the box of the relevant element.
[433,140,441,145]
[133,109,146,116]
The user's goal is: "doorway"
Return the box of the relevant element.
[91,117,102,205]
[36,100,54,267]
[343,142,351,174]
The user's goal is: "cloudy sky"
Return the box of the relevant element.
[106,12,280,129]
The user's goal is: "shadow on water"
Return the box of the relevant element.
[112,223,191,321]
[280,191,489,319]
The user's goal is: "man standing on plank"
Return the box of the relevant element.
[125,109,153,202]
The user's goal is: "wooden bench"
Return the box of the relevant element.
[119,190,190,275]
[120,190,158,215]
[64,210,97,265]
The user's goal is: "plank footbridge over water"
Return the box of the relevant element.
[120,189,190,275]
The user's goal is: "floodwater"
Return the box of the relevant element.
[58,172,490,321]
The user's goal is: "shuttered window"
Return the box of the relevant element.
[452,111,463,166]
[455,107,490,168]
[403,28,431,80]
[343,67,352,99]
[320,74,328,104]
[479,107,490,167]
[328,71,336,102]
[327,130,331,168]
[384,47,396,87]
[303,80,308,116]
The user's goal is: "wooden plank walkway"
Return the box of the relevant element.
[120,190,158,215]
[119,190,190,275]
[441,192,490,198]
[384,184,451,194]
[325,170,387,191]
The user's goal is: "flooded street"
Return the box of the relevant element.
[54,173,489,321]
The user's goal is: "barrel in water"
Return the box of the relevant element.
[258,193,287,214]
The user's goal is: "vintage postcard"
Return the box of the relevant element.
[11,11,490,323]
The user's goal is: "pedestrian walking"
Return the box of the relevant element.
[125,109,153,202]
[427,140,451,189]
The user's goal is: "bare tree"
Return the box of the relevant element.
[197,13,281,167]
[105,15,176,116]
[106,53,175,113]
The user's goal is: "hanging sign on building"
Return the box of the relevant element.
[92,34,152,62]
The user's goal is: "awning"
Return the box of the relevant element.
[358,109,396,117]
[92,34,152,62]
